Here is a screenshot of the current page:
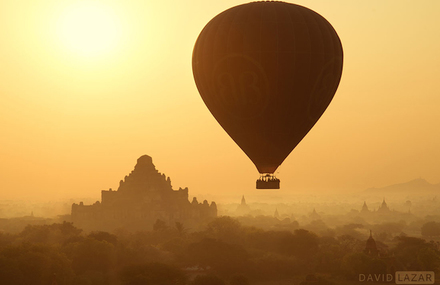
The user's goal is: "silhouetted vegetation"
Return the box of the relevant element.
[392,235,440,271]
[120,263,186,285]
[191,274,225,285]
[1,217,440,284]
[421,221,440,237]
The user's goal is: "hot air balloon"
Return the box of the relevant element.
[192,1,343,189]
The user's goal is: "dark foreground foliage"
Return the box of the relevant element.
[0,218,440,284]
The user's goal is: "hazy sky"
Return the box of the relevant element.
[1,0,439,201]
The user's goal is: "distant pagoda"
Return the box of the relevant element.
[361,201,370,214]
[364,230,379,256]
[71,155,217,231]
[377,198,390,213]
[235,195,251,215]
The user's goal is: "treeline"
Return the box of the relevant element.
[1,217,440,285]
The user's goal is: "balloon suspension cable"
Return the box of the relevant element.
[256,173,280,189]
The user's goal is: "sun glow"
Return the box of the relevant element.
[57,2,122,57]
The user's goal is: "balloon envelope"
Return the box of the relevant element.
[192,1,343,174]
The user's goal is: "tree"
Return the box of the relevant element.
[372,222,406,237]
[341,252,387,280]
[191,274,225,285]
[88,231,118,245]
[303,219,329,233]
[0,243,74,285]
[392,236,440,271]
[252,253,301,280]
[244,229,280,253]
[19,222,82,245]
[337,234,364,253]
[205,216,243,244]
[334,224,365,240]
[316,236,346,274]
[229,275,250,285]
[0,232,15,248]
[187,238,249,275]
[279,229,319,259]
[300,274,335,285]
[70,238,116,275]
[175,222,186,237]
[153,219,168,231]
[120,262,186,285]
[421,221,440,237]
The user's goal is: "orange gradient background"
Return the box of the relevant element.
[1,0,439,201]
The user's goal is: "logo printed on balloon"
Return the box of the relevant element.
[212,54,270,119]
[307,56,342,122]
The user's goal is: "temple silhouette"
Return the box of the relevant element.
[358,199,414,223]
[71,155,217,231]
[235,195,251,215]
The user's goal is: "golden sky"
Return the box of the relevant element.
[1,0,440,201]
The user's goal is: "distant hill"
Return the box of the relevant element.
[363,178,440,196]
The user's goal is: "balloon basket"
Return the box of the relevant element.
[256,174,280,189]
